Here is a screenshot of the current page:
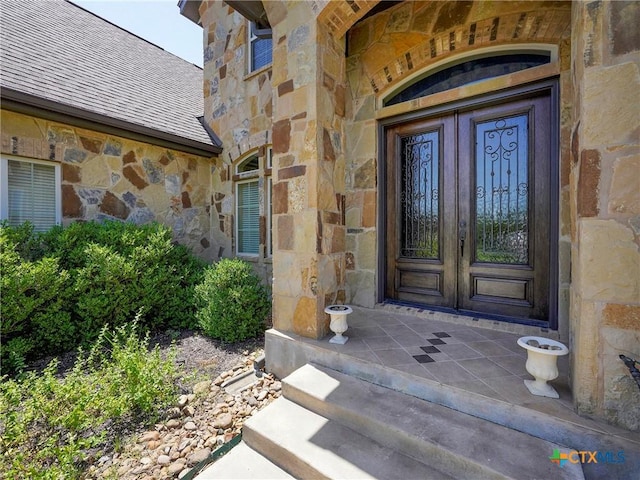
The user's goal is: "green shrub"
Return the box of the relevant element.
[195,258,271,342]
[1,338,33,376]
[0,221,46,260]
[0,323,179,479]
[73,243,139,341]
[0,239,73,357]
[0,220,205,371]
[69,223,204,338]
[127,234,205,331]
[103,323,179,413]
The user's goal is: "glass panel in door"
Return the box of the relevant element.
[475,114,529,265]
[400,131,440,259]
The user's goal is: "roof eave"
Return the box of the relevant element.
[178,0,202,26]
[225,1,270,29]
[1,87,221,157]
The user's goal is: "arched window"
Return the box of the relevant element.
[384,51,551,107]
[234,148,272,257]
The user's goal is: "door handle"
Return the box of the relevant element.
[459,220,467,257]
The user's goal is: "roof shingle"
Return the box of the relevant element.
[1,0,219,153]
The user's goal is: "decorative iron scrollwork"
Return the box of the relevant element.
[475,114,529,264]
[400,131,440,259]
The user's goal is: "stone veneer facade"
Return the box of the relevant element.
[1,110,217,259]
[568,0,640,430]
[198,0,639,430]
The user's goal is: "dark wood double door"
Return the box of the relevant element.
[385,91,555,323]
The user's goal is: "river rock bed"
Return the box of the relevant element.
[85,349,280,479]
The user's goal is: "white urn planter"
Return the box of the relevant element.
[325,305,352,344]
[517,336,569,398]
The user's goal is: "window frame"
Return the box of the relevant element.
[266,177,272,258]
[233,147,272,259]
[0,155,62,231]
[235,177,261,257]
[267,147,273,169]
[235,153,260,177]
[247,21,272,73]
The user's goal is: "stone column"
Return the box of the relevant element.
[570,0,640,430]
[268,2,347,339]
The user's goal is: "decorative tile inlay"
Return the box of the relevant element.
[413,332,452,362]
[413,355,435,364]
[420,346,441,354]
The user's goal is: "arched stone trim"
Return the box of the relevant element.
[225,129,271,166]
[368,9,570,94]
[230,144,273,172]
[318,0,380,38]
[381,43,558,107]
[232,147,261,172]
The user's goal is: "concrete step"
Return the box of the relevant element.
[266,329,638,480]
[243,396,455,479]
[195,440,294,479]
[281,364,585,480]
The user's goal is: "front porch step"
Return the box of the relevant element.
[195,440,294,479]
[279,364,584,480]
[265,328,639,478]
[243,396,455,480]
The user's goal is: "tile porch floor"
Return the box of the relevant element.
[317,305,569,405]
[294,305,638,441]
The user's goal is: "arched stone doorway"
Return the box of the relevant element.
[342,1,571,330]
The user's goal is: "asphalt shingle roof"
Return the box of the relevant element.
[1,0,219,153]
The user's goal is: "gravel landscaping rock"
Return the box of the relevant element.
[78,331,279,479]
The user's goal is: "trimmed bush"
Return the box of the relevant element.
[195,258,271,342]
[0,220,205,373]
[1,232,73,364]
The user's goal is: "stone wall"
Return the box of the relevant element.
[570,0,640,431]
[1,109,216,259]
[200,1,349,336]
[199,0,275,282]
[268,2,348,338]
[199,0,575,324]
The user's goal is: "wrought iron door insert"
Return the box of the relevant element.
[385,91,555,324]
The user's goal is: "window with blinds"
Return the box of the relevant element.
[233,148,272,258]
[236,180,260,255]
[266,179,272,257]
[1,158,60,232]
[249,22,272,72]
